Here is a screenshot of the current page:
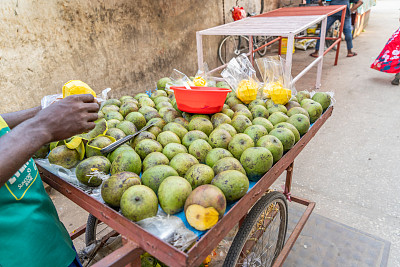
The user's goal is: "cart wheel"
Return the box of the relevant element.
[223,191,288,267]
[85,214,117,246]
[218,35,250,65]
[85,214,99,246]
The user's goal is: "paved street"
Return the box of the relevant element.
[281,0,400,265]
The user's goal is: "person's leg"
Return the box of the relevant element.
[343,16,356,57]
[310,15,338,57]
[391,73,400,85]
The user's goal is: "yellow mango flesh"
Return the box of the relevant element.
[236,79,258,104]
[186,204,219,231]
[62,80,96,98]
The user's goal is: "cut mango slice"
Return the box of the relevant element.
[62,80,96,98]
[185,204,219,231]
[193,76,207,87]
[236,79,258,104]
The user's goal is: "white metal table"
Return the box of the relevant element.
[196,6,346,89]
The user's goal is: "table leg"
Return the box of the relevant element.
[285,162,294,194]
[335,8,346,66]
[316,16,327,89]
[249,35,254,66]
[196,32,203,71]
[285,33,295,79]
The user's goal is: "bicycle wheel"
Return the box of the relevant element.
[223,191,288,267]
[218,35,250,65]
[254,36,275,57]
[85,214,117,246]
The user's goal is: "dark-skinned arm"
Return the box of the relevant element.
[2,106,42,129]
[0,94,99,188]
[350,0,363,13]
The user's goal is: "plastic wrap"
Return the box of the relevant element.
[41,88,111,110]
[221,54,261,103]
[137,212,198,251]
[256,56,296,104]
[308,90,336,107]
[35,158,105,202]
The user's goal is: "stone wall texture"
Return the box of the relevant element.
[0,0,280,113]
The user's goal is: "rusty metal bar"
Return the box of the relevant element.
[285,162,294,195]
[335,8,347,66]
[252,36,282,53]
[272,199,316,267]
[91,239,143,267]
[294,36,337,40]
[38,167,188,267]
[69,223,87,240]
[186,106,333,266]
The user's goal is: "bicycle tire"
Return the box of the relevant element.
[85,214,99,246]
[223,191,288,267]
[218,35,250,65]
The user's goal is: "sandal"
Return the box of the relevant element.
[391,73,400,85]
[347,52,357,57]
[309,52,319,58]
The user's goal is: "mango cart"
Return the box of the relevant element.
[36,105,333,267]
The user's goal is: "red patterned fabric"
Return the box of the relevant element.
[371,28,400,73]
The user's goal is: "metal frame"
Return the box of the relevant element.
[37,106,333,267]
[197,6,346,89]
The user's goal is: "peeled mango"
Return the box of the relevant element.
[62,80,96,98]
[236,79,258,104]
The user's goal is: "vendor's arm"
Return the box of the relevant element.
[2,106,42,129]
[0,94,99,188]
[350,0,363,13]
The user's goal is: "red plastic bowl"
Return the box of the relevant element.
[171,86,231,114]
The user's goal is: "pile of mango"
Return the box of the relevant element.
[36,78,331,234]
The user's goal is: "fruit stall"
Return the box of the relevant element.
[35,58,334,266]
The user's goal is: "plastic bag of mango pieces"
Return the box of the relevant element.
[263,81,292,105]
[41,80,111,109]
[236,79,260,104]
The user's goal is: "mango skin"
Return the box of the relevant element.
[101,172,141,207]
[240,147,273,182]
[158,176,192,215]
[212,157,246,175]
[211,170,249,202]
[110,150,142,175]
[141,165,179,194]
[48,145,79,169]
[184,184,226,219]
[120,185,158,222]
[75,156,111,187]
[185,164,215,189]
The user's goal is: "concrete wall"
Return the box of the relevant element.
[0,0,280,113]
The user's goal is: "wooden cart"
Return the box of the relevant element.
[37,106,333,267]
